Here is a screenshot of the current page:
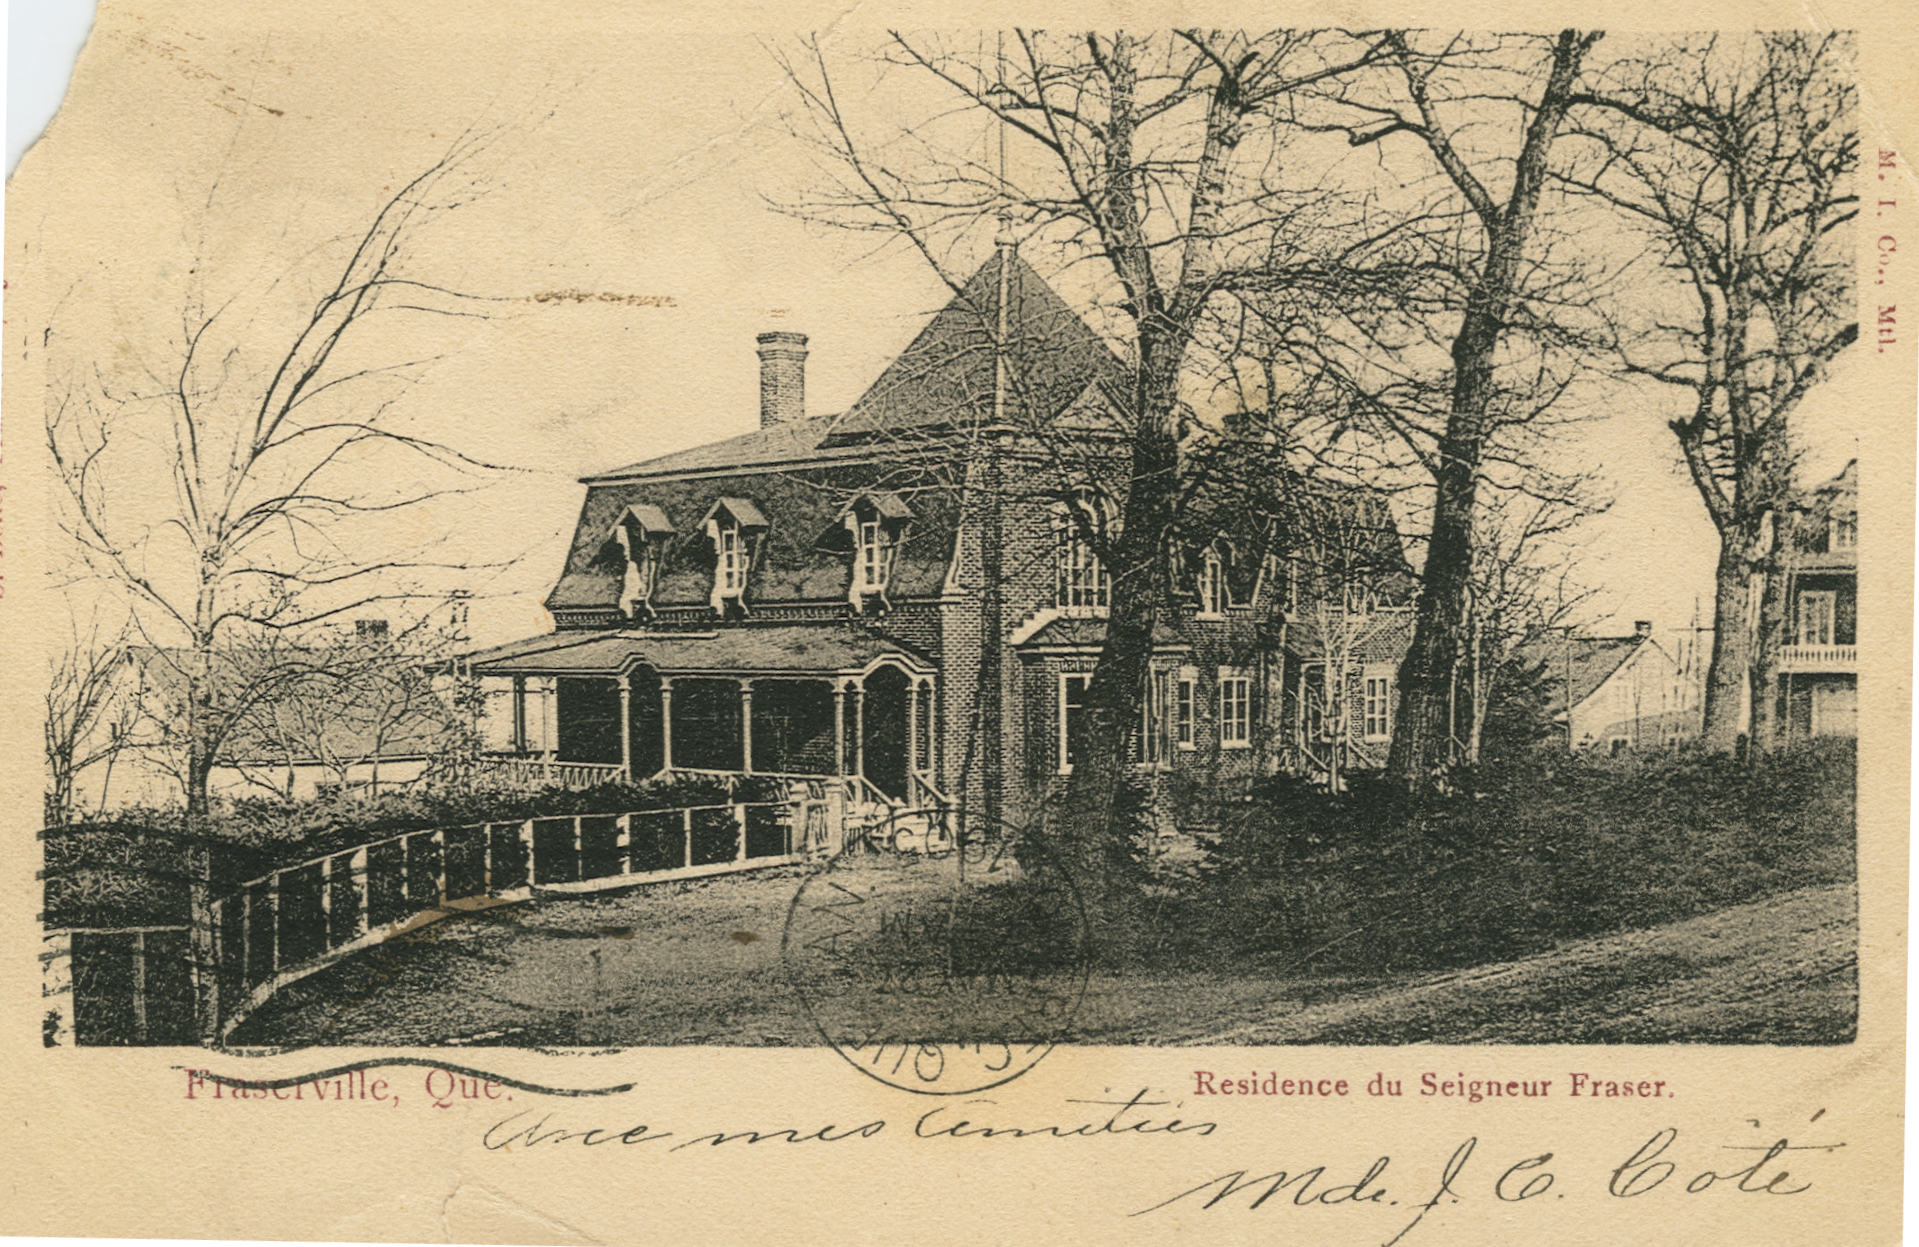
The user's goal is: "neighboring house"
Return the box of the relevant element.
[1773,460,1858,739]
[87,633,457,808]
[1516,622,1700,754]
[465,245,1415,829]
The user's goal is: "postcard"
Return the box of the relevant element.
[2,1,1908,1243]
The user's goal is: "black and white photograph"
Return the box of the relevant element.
[5,5,1905,1244]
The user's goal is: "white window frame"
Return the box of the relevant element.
[855,518,892,594]
[1197,547,1225,617]
[1217,669,1252,749]
[1175,668,1197,750]
[717,523,746,598]
[1137,670,1167,768]
[1362,669,1393,741]
[1798,590,1837,646]
[1054,497,1111,615]
[1058,672,1092,775]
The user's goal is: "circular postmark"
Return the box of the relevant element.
[781,808,1090,1095]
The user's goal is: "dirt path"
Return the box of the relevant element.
[230,874,1856,1048]
[1166,883,1857,1045]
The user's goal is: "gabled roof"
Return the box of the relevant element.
[1510,633,1652,713]
[584,251,1127,483]
[824,249,1128,444]
[129,646,452,766]
[620,503,675,534]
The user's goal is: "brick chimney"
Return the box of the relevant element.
[1634,620,1653,638]
[756,331,807,428]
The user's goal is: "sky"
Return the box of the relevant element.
[10,10,1864,651]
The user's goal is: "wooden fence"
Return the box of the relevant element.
[48,792,838,1046]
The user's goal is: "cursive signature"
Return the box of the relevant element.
[1134,1128,1843,1243]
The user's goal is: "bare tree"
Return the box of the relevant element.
[1457,491,1601,765]
[779,30,1390,904]
[1286,30,1606,792]
[45,127,515,1037]
[1567,33,1858,752]
[44,608,139,825]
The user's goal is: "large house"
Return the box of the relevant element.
[1773,460,1858,739]
[465,246,1415,835]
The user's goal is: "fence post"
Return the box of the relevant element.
[521,820,536,886]
[268,873,282,974]
[682,808,693,870]
[734,805,747,862]
[617,814,631,875]
[130,931,148,1045]
[434,829,448,904]
[572,817,583,882]
[351,847,370,938]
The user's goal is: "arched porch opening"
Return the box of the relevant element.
[861,664,911,800]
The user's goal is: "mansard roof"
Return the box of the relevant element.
[544,466,960,616]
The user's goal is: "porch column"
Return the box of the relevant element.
[833,682,847,778]
[511,676,528,753]
[658,678,675,773]
[739,679,755,775]
[618,674,633,780]
[851,680,865,779]
[906,680,921,782]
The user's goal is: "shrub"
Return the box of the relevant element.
[1176,739,1855,973]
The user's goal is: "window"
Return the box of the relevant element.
[1363,673,1392,741]
[1175,671,1197,749]
[702,497,767,612]
[614,505,675,620]
[1197,547,1225,616]
[1059,674,1090,774]
[1218,672,1251,748]
[1054,498,1111,613]
[1798,591,1837,646]
[856,519,892,593]
[717,524,745,596]
[1138,672,1164,766]
[1830,514,1858,551]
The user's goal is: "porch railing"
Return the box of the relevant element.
[471,756,627,789]
[1778,644,1857,672]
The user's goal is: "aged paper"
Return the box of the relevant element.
[2,2,1908,1244]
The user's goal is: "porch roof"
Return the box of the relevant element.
[466,624,931,680]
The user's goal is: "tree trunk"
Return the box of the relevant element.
[1748,521,1795,752]
[1057,328,1180,929]
[1698,535,1753,753]
[186,644,221,1044]
[1389,425,1481,787]
[1385,29,1594,793]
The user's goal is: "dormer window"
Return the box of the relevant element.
[613,504,674,621]
[700,497,769,614]
[1197,546,1226,617]
[835,492,913,608]
[857,520,891,592]
[1054,491,1112,615]
[718,525,745,594]
[1830,514,1857,551]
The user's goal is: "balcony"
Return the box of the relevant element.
[1778,644,1857,673]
